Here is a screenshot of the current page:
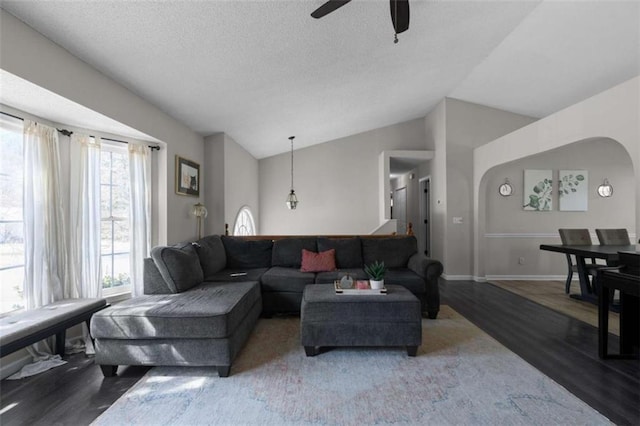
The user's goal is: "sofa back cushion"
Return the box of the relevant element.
[362,236,417,269]
[151,243,204,293]
[317,237,363,268]
[195,235,227,278]
[272,237,317,268]
[221,236,273,269]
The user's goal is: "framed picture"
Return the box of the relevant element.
[559,170,588,211]
[175,156,200,197]
[523,169,552,211]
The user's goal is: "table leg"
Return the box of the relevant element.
[570,256,597,304]
[619,293,639,356]
[598,279,610,359]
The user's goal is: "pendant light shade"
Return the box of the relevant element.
[286,136,299,209]
[597,178,613,198]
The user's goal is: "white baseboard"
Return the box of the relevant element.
[484,275,571,281]
[442,274,474,281]
[0,350,32,380]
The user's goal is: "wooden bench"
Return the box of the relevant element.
[0,298,108,357]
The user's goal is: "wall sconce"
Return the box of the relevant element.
[597,178,613,198]
[498,178,513,197]
[192,202,208,239]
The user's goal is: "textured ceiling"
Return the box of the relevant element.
[1,1,638,159]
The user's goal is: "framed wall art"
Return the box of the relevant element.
[559,170,588,211]
[175,155,200,197]
[523,169,552,211]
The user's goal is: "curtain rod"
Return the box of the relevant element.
[0,110,161,151]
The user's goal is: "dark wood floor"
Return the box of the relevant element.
[1,280,638,425]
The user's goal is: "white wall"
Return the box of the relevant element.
[474,76,640,279]
[0,10,204,244]
[483,138,635,279]
[224,134,259,234]
[203,133,225,235]
[259,118,427,235]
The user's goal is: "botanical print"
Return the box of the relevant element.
[559,170,588,211]
[523,169,552,211]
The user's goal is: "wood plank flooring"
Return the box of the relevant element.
[1,280,638,425]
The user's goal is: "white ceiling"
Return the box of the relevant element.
[1,0,638,159]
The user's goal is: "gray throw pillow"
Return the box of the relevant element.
[151,243,204,293]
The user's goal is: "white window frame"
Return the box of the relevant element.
[233,206,256,236]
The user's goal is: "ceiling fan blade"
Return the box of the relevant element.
[390,0,410,34]
[311,0,352,19]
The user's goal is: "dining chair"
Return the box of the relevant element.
[558,229,604,294]
[595,228,631,246]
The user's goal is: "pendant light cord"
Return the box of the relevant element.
[289,136,295,191]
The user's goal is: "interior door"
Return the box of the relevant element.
[392,186,407,235]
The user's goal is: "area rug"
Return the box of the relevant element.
[93,306,610,425]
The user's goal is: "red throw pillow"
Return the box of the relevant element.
[300,249,337,273]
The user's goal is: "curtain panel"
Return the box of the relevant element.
[128,142,152,297]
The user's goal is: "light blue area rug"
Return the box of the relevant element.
[93,306,610,425]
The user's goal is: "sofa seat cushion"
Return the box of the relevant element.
[261,267,316,293]
[205,268,268,283]
[315,269,367,284]
[91,281,261,340]
[317,237,363,268]
[384,269,425,294]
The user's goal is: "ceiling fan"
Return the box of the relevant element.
[311,0,410,44]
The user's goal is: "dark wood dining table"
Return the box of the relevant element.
[539,244,640,303]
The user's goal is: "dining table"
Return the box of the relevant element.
[539,244,640,304]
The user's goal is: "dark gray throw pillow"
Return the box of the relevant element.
[362,237,417,269]
[317,237,363,268]
[221,236,273,269]
[151,243,204,293]
[194,235,227,278]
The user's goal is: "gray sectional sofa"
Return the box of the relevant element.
[91,235,443,377]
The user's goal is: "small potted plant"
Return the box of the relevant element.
[364,260,386,290]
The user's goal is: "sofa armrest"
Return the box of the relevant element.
[407,253,443,319]
[143,258,173,294]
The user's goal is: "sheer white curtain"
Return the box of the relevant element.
[128,142,151,297]
[13,120,69,378]
[69,133,102,299]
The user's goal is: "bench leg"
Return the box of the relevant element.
[55,330,66,357]
[407,346,418,357]
[217,366,231,377]
[100,365,118,377]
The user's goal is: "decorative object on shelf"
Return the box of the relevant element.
[498,178,513,197]
[286,136,299,209]
[364,260,386,290]
[334,280,387,295]
[597,178,613,198]
[339,273,354,289]
[523,169,552,211]
[559,170,588,211]
[192,203,208,239]
[176,156,200,197]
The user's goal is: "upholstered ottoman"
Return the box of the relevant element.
[300,284,422,356]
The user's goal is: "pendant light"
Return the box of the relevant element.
[286,136,299,209]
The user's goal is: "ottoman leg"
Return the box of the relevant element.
[100,365,118,377]
[217,366,231,377]
[407,346,418,357]
[304,346,318,357]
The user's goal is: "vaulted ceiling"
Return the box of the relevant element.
[1,1,638,159]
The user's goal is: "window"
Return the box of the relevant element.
[0,115,25,314]
[233,206,256,236]
[100,143,131,295]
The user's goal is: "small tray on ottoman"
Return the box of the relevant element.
[334,280,387,295]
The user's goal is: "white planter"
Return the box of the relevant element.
[370,279,384,290]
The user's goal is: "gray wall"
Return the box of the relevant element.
[391,169,420,236]
[204,133,259,236]
[0,10,204,244]
[259,118,427,235]
[483,138,635,278]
